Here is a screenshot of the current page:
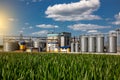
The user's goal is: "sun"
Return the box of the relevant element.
[0,11,10,34]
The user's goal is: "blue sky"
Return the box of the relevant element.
[0,0,120,37]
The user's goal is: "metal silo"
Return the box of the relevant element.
[96,35,104,53]
[34,41,40,48]
[75,42,79,52]
[88,35,96,52]
[80,35,88,52]
[108,33,117,53]
[4,41,19,52]
[116,29,120,52]
[71,43,75,52]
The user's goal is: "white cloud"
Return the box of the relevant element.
[19,0,41,2]
[8,18,14,21]
[29,26,33,29]
[45,0,101,21]
[8,18,16,22]
[32,0,36,2]
[36,24,59,28]
[109,30,116,33]
[68,23,111,31]
[26,2,30,5]
[25,22,29,25]
[32,30,49,36]
[19,30,24,33]
[22,25,33,30]
[22,27,26,30]
[32,0,42,2]
[105,18,111,21]
[112,12,120,25]
[81,29,87,32]
[19,0,24,2]
[87,30,99,33]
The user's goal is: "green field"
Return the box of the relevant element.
[0,52,120,80]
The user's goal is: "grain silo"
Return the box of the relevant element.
[96,34,104,53]
[4,41,19,52]
[60,32,71,47]
[34,41,40,48]
[75,42,79,52]
[116,29,120,52]
[88,35,96,52]
[108,33,117,53]
[80,35,88,52]
[71,42,75,52]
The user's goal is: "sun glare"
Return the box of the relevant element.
[0,11,11,34]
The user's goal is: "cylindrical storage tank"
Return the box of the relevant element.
[88,35,96,52]
[75,42,79,52]
[80,35,88,52]
[108,34,117,53]
[71,43,75,52]
[96,35,104,53]
[34,41,40,48]
[116,30,120,52]
[4,41,19,52]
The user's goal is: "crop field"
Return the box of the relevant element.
[0,52,120,80]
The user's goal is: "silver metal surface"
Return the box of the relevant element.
[34,41,40,48]
[75,42,79,52]
[116,29,120,52]
[60,36,65,47]
[88,35,96,52]
[71,43,75,52]
[60,32,71,47]
[108,34,117,53]
[4,41,19,52]
[80,35,88,52]
[96,35,104,53]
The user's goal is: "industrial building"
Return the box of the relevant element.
[71,30,119,53]
[46,32,71,52]
[1,29,120,53]
[46,33,59,52]
[71,36,80,52]
[3,35,46,52]
[116,29,120,52]
[59,32,71,52]
[59,32,71,47]
[108,32,117,53]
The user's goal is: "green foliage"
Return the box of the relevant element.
[0,53,120,80]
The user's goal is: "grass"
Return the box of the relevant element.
[0,52,120,80]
